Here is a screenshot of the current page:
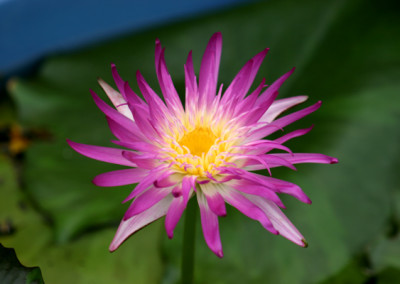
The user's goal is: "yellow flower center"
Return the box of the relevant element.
[179,127,217,156]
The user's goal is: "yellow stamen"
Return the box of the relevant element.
[179,127,217,157]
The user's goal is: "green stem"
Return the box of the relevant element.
[181,197,197,284]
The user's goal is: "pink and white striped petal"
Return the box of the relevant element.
[124,187,171,219]
[219,185,278,234]
[246,101,322,142]
[260,95,308,123]
[98,78,133,120]
[109,195,173,251]
[245,194,306,247]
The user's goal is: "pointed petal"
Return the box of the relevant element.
[155,41,184,116]
[122,151,159,169]
[112,140,159,153]
[255,68,295,108]
[200,183,227,216]
[90,89,138,134]
[219,185,277,234]
[184,50,198,113]
[129,102,159,140]
[92,168,147,187]
[181,175,197,203]
[271,153,338,165]
[217,168,311,204]
[274,126,314,144]
[221,48,269,108]
[111,63,126,98]
[123,81,148,107]
[245,195,306,247]
[260,95,308,123]
[165,192,187,238]
[109,195,173,251]
[124,187,171,219]
[247,101,322,142]
[67,139,136,167]
[199,32,222,108]
[106,116,142,143]
[197,191,223,257]
[98,78,133,120]
[234,78,266,116]
[227,179,285,208]
[123,165,169,202]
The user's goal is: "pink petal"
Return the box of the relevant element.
[136,71,168,115]
[200,183,227,216]
[218,168,311,204]
[154,172,184,188]
[255,68,295,109]
[109,195,173,251]
[111,140,159,153]
[165,191,187,238]
[98,78,133,120]
[199,32,222,109]
[111,63,126,98]
[219,186,278,234]
[245,194,306,247]
[123,81,148,108]
[164,175,196,238]
[123,165,169,202]
[124,187,171,219]
[221,48,268,109]
[184,50,198,114]
[155,41,184,116]
[260,95,308,123]
[231,154,297,173]
[257,175,312,204]
[197,191,223,258]
[106,116,142,143]
[122,151,159,169]
[181,175,197,203]
[247,101,322,142]
[67,139,136,167]
[92,168,147,187]
[233,78,266,116]
[274,126,314,144]
[136,71,179,136]
[90,89,138,135]
[226,179,285,208]
[129,102,160,140]
[271,153,338,165]
[235,140,292,155]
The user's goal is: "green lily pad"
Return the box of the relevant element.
[0,153,164,284]
[0,244,44,284]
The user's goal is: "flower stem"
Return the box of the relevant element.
[181,197,197,284]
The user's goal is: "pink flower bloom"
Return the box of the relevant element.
[68,32,337,258]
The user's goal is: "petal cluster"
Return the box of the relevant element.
[68,32,337,257]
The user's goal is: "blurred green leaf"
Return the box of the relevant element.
[0,154,164,284]
[2,0,400,283]
[0,244,44,284]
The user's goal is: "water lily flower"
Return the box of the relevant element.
[67,32,337,258]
